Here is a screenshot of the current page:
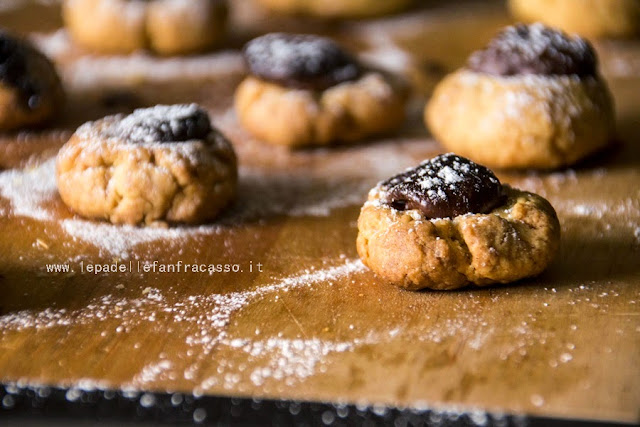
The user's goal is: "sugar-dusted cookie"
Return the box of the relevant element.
[0,31,64,131]
[255,0,413,19]
[63,0,228,55]
[425,23,615,169]
[510,0,640,39]
[235,33,407,148]
[57,104,237,225]
[357,154,561,290]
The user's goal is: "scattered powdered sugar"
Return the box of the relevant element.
[130,360,173,385]
[60,219,208,260]
[0,156,369,258]
[0,158,57,221]
[558,197,640,220]
[0,259,368,388]
[232,337,357,386]
[233,167,368,220]
[0,260,366,332]
[32,30,244,90]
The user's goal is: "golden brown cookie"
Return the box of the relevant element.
[0,31,64,131]
[255,0,413,18]
[63,0,228,55]
[509,0,640,39]
[425,23,615,169]
[235,33,407,148]
[56,104,237,225]
[357,154,561,291]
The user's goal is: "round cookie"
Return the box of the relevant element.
[0,31,64,131]
[425,23,615,169]
[357,154,561,291]
[235,33,407,147]
[56,104,237,225]
[62,0,228,55]
[509,0,640,39]
[255,0,413,19]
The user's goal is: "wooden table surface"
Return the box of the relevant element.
[0,0,639,423]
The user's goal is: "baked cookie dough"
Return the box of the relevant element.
[425,23,615,169]
[255,0,413,18]
[0,31,64,131]
[62,0,228,55]
[509,0,640,39]
[357,153,561,290]
[57,104,237,225]
[235,33,407,147]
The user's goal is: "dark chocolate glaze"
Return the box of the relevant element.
[111,104,213,143]
[243,33,361,91]
[381,154,505,219]
[468,23,597,77]
[0,32,48,110]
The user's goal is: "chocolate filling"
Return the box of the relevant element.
[381,154,505,219]
[0,32,46,110]
[468,23,597,77]
[243,33,361,91]
[110,104,213,144]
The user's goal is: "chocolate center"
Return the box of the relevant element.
[380,154,505,219]
[0,32,46,110]
[468,23,597,77]
[111,104,212,143]
[243,33,361,91]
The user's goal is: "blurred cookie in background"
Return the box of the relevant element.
[0,30,64,130]
[63,0,228,55]
[254,0,413,19]
[509,0,640,39]
[425,23,615,169]
[235,33,408,147]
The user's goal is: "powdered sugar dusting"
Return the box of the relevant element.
[0,158,57,220]
[110,104,211,144]
[484,23,591,64]
[243,33,360,89]
[456,70,597,130]
[60,219,206,260]
[375,153,503,219]
[0,259,368,388]
[468,23,596,77]
[233,337,357,386]
[32,30,244,90]
[0,157,371,258]
[0,259,367,332]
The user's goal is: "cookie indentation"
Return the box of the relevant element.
[468,23,597,77]
[380,153,505,219]
[110,104,213,143]
[243,33,361,91]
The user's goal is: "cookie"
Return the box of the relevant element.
[62,0,228,55]
[0,31,64,131]
[425,23,615,169]
[509,0,640,39]
[357,154,561,291]
[56,104,237,225]
[235,33,407,147]
[254,0,413,18]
